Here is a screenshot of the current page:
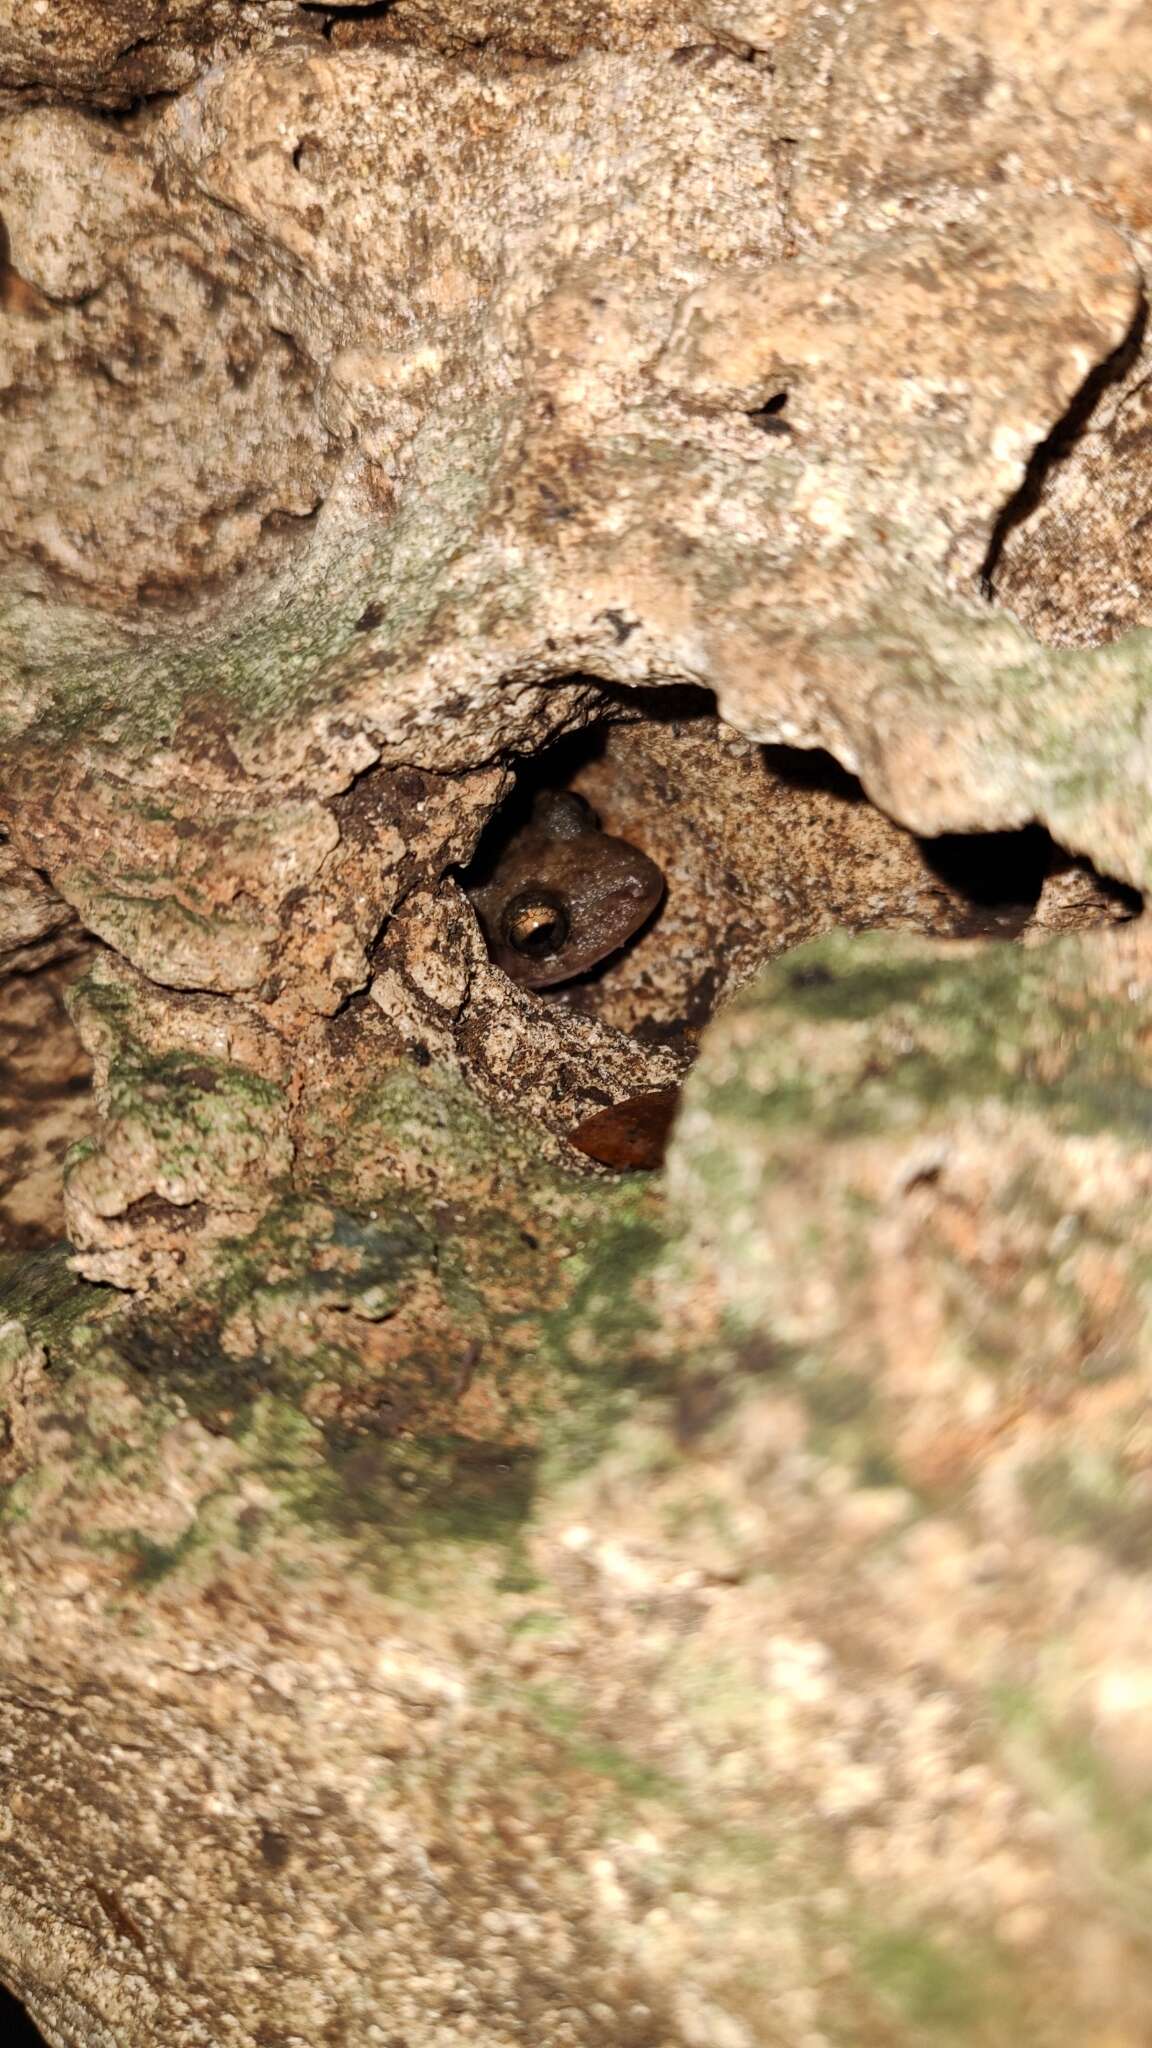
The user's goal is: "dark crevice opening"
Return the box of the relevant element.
[760,741,861,802]
[746,389,791,435]
[458,685,714,915]
[462,707,1141,1018]
[297,0,400,39]
[980,292,1148,597]
[766,746,1062,928]
[0,1983,48,2047]
[671,42,775,70]
[80,82,186,126]
[763,742,1142,933]
[922,825,1069,937]
[113,35,158,67]
[578,678,718,730]
[451,707,1144,1171]
[259,498,325,536]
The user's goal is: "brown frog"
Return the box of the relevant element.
[467,790,664,988]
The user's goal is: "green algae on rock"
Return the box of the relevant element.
[6,0,1152,2039]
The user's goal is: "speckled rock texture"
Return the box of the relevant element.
[5,0,1152,2043]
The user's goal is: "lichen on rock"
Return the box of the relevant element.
[5,0,1152,2042]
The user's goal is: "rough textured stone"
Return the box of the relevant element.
[0,1,310,108]
[9,929,1152,2044]
[4,1,1152,2044]
[0,957,92,1250]
[0,842,83,977]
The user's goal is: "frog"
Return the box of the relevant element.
[466,789,665,989]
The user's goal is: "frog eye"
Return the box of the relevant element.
[501,888,571,961]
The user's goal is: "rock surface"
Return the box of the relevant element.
[3,0,1152,2044]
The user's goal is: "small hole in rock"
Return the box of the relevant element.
[903,1161,944,1193]
[297,0,400,38]
[921,825,1059,931]
[671,42,771,69]
[746,391,790,434]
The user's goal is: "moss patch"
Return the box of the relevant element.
[858,1924,1001,2039]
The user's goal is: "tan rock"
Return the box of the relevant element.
[5,3,1152,2044]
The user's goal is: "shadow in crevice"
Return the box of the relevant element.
[760,742,864,804]
[980,292,1149,598]
[297,0,400,39]
[461,684,715,897]
[0,213,53,319]
[920,824,1058,937]
[762,742,1142,936]
[766,741,1054,930]
[0,1984,48,2047]
[470,706,1141,964]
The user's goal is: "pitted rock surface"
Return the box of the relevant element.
[4,5,1152,2046]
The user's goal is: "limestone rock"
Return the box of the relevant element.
[0,842,82,977]
[0,1,309,108]
[9,931,1152,2042]
[4,1,1152,2043]
[0,958,92,1249]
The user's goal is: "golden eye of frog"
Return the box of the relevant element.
[467,790,664,988]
